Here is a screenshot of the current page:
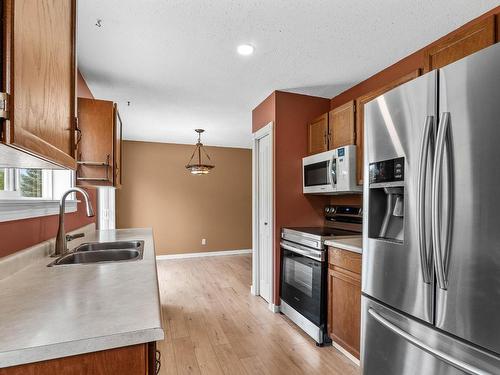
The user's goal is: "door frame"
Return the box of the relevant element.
[251,122,275,310]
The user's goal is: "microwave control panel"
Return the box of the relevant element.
[369,157,404,184]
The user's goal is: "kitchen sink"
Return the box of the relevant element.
[73,240,143,252]
[48,240,144,266]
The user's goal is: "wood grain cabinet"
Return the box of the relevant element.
[423,16,496,72]
[328,100,355,150]
[327,247,362,359]
[0,342,159,375]
[76,98,123,187]
[307,113,329,155]
[0,0,78,169]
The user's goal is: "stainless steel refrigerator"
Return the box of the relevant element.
[362,42,500,374]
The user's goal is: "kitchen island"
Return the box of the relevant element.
[0,228,164,372]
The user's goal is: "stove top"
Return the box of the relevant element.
[281,205,362,250]
[281,226,361,250]
[284,227,358,237]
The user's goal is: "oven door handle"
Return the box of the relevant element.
[280,242,324,262]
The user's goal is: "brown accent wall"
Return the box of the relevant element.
[253,91,331,304]
[0,70,96,259]
[116,141,252,255]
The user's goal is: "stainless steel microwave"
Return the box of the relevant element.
[302,145,362,195]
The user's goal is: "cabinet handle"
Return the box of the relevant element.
[155,349,161,374]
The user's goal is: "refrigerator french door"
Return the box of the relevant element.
[362,42,500,375]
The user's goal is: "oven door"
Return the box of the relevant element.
[280,241,326,326]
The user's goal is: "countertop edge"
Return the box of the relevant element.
[324,239,363,254]
[0,327,164,369]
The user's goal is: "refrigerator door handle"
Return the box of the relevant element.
[368,308,489,375]
[432,112,452,290]
[417,115,434,284]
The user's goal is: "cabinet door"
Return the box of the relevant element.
[113,105,123,188]
[329,100,355,150]
[0,344,149,375]
[423,16,495,72]
[328,266,361,359]
[1,0,77,169]
[76,98,114,186]
[355,70,420,185]
[307,113,328,155]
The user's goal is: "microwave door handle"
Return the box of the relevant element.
[330,155,337,188]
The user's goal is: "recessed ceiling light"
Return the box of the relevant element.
[237,44,254,56]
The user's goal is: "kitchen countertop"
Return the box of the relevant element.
[0,228,164,368]
[324,236,363,254]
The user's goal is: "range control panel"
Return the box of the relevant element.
[369,157,405,184]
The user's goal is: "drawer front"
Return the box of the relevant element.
[329,247,361,274]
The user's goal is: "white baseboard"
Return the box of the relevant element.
[331,340,360,366]
[268,303,280,313]
[250,285,257,296]
[156,249,252,260]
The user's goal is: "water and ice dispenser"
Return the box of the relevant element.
[368,157,405,243]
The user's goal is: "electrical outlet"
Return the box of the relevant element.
[201,238,207,245]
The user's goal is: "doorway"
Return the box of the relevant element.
[252,122,274,306]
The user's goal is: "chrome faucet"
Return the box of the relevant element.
[53,187,95,257]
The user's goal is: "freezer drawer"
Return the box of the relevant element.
[361,296,500,375]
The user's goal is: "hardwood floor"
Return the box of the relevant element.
[156,254,360,375]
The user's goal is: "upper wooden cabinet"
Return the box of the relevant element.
[76,98,123,187]
[355,70,420,185]
[328,100,355,150]
[0,0,77,169]
[307,113,328,154]
[423,16,496,72]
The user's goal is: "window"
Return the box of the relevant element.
[0,168,76,222]
[0,168,74,200]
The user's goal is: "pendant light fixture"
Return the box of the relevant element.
[185,129,215,175]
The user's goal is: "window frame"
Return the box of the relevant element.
[0,168,77,222]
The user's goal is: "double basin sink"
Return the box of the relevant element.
[48,240,144,267]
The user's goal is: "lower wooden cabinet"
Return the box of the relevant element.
[0,342,159,375]
[327,247,361,359]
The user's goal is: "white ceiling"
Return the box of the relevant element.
[78,1,499,149]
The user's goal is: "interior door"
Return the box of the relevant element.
[258,133,272,303]
[363,71,437,324]
[434,42,500,355]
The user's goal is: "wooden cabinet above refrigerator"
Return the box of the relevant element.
[76,98,122,187]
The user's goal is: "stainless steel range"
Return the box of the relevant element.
[280,205,362,345]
